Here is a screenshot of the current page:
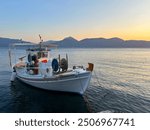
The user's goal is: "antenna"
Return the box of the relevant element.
[39,34,43,50]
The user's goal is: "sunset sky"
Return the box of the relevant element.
[0,0,150,42]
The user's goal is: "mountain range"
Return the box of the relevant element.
[0,37,29,47]
[1,36,150,48]
[44,37,150,48]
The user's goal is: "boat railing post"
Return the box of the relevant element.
[8,48,12,68]
[58,54,61,72]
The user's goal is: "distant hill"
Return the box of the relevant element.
[44,37,150,48]
[123,40,150,48]
[56,37,80,48]
[44,37,80,48]
[1,36,150,48]
[79,37,125,48]
[0,37,29,47]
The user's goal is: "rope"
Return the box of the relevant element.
[93,70,101,87]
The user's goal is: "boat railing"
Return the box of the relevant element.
[25,66,52,75]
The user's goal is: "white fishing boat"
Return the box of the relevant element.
[9,36,94,95]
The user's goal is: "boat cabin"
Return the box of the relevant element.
[26,48,52,75]
[26,48,50,62]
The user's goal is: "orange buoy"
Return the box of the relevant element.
[41,59,47,63]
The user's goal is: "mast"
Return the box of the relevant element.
[39,34,43,50]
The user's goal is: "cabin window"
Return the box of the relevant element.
[37,51,48,58]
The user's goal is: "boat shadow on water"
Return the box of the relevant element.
[9,79,89,113]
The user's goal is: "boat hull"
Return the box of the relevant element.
[16,72,91,95]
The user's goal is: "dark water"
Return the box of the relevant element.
[0,48,150,113]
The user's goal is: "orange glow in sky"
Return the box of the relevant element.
[1,0,150,42]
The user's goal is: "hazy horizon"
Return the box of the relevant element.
[1,0,150,42]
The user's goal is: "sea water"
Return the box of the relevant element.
[0,48,150,112]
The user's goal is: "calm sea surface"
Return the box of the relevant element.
[0,48,150,113]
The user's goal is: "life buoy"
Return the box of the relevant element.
[52,59,59,72]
